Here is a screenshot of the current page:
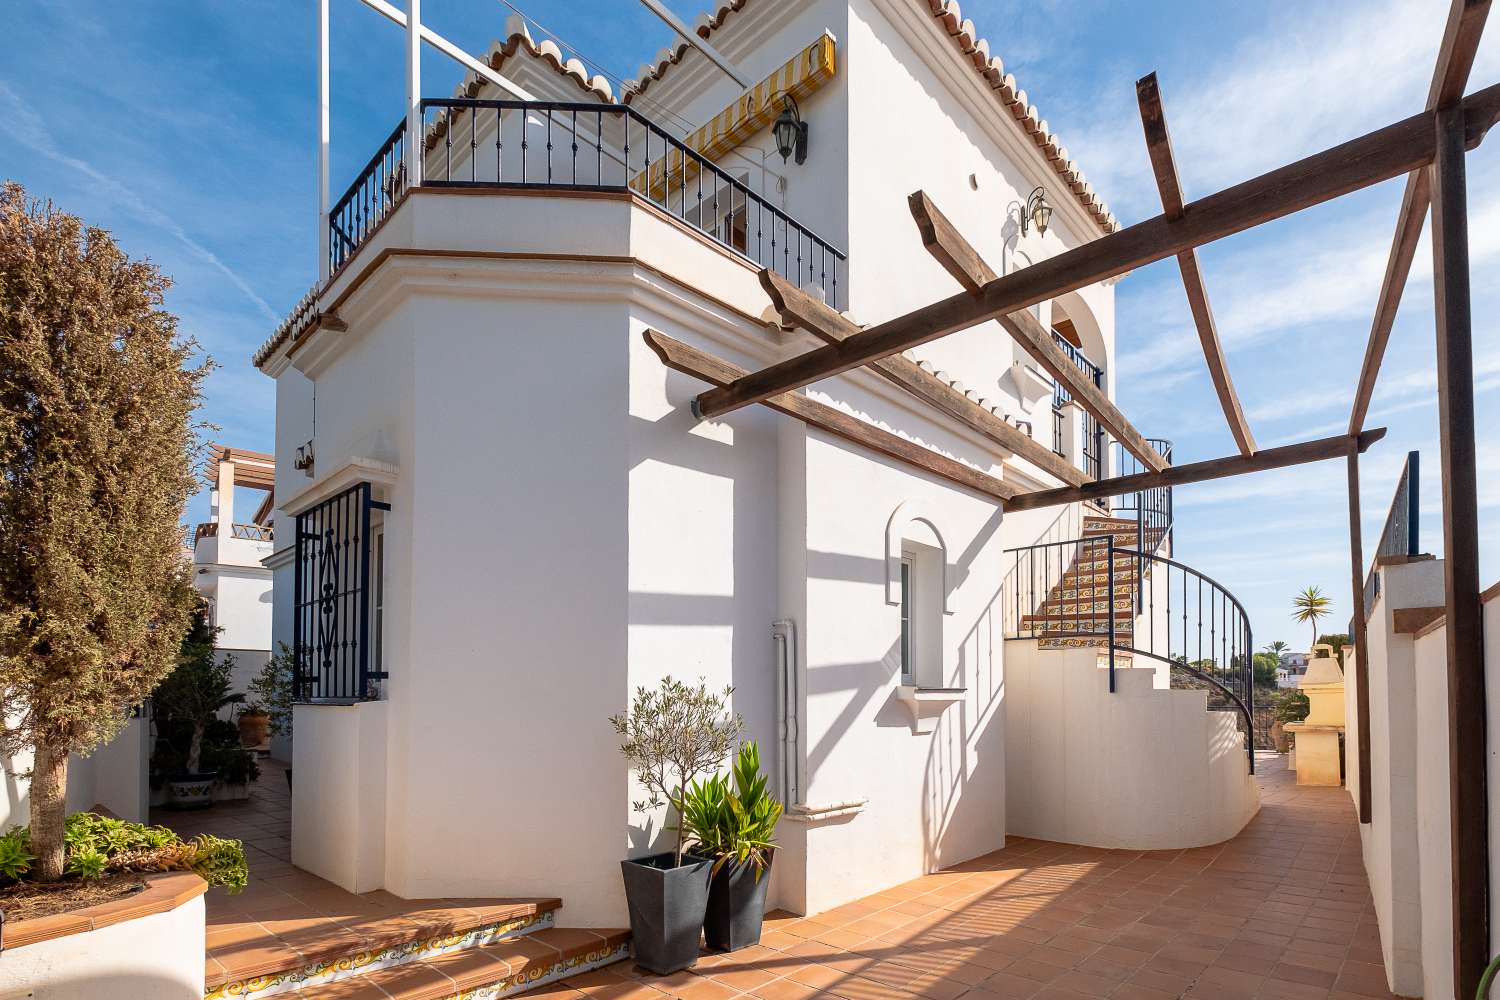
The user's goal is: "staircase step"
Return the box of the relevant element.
[205,897,563,999]
[284,926,631,1000]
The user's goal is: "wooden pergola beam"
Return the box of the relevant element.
[758,270,1088,487]
[1348,0,1490,435]
[906,191,1168,474]
[1136,73,1256,456]
[1003,429,1386,512]
[694,83,1500,420]
[645,330,1017,503]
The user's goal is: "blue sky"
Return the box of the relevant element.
[1,0,1495,649]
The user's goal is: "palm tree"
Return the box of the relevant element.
[1292,587,1332,653]
[1263,640,1289,661]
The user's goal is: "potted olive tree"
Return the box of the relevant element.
[151,609,244,808]
[610,677,742,974]
[679,742,782,952]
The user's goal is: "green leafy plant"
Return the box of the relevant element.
[151,608,244,774]
[609,676,743,866]
[1272,689,1311,724]
[65,848,108,879]
[677,742,782,879]
[0,830,35,880]
[0,812,248,892]
[248,643,296,738]
[1292,586,1332,653]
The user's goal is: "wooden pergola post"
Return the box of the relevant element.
[1430,103,1488,1000]
[1344,452,1373,825]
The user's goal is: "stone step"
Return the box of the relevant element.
[284,926,631,1000]
[205,897,569,999]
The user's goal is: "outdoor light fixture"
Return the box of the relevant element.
[1021,185,1052,236]
[772,94,808,165]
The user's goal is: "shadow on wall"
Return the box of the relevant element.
[624,384,780,860]
[922,583,1006,873]
[2,760,28,832]
[1,971,200,1000]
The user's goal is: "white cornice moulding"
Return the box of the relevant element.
[263,546,296,571]
[282,456,398,518]
[895,685,966,734]
[782,798,867,824]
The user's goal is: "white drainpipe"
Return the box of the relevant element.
[771,619,800,807]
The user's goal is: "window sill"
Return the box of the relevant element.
[894,685,966,734]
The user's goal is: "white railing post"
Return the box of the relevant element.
[404,0,422,187]
[317,0,330,281]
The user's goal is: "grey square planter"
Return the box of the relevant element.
[620,851,712,974]
[703,852,773,952]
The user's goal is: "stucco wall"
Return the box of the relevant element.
[1006,642,1257,849]
[1349,559,1442,996]
[2,715,149,832]
[0,890,204,1000]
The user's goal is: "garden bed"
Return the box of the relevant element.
[0,871,146,922]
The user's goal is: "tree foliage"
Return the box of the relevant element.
[0,182,208,879]
[609,676,743,866]
[1291,585,1332,652]
[151,607,244,774]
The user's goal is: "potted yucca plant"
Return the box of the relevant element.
[678,742,782,952]
[610,677,742,974]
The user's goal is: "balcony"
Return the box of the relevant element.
[328,99,846,309]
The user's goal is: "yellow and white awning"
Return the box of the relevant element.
[631,33,837,201]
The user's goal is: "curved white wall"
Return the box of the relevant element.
[1005,642,1260,849]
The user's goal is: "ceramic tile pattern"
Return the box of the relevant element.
[555,757,1405,1000]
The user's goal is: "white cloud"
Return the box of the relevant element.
[0,81,278,323]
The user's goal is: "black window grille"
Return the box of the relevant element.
[293,482,391,702]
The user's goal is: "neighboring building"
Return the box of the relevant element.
[254,0,1259,923]
[1277,650,1310,689]
[191,445,275,717]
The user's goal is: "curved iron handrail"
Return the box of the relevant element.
[1115,544,1255,772]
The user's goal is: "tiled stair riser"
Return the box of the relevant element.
[452,941,631,1000]
[205,910,555,1000]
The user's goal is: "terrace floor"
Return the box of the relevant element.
[169,755,1403,999]
[561,755,1401,1000]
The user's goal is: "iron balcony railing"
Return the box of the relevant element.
[1050,332,1105,481]
[1111,438,1174,558]
[1363,450,1420,618]
[193,522,275,545]
[329,99,848,310]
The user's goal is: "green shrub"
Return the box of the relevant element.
[677,742,782,879]
[1,812,247,893]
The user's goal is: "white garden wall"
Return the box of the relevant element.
[1006,642,1258,849]
[0,878,204,1000]
[1,715,148,832]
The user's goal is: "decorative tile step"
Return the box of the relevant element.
[205,896,561,999]
[284,926,631,1000]
[1023,613,1134,627]
[1037,636,1133,650]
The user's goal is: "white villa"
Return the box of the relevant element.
[254,0,1261,931]
[192,445,277,713]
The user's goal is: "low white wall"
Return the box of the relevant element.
[1006,642,1258,849]
[1348,558,1443,996]
[0,892,204,1000]
[292,701,388,892]
[1411,621,1452,1000]
[1,715,149,832]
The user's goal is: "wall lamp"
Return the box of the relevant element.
[772,94,809,165]
[1020,185,1053,236]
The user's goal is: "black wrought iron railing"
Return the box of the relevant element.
[1050,333,1105,481]
[1002,533,1256,772]
[1111,438,1174,558]
[329,118,409,273]
[328,99,848,310]
[1363,450,1421,616]
[293,482,390,702]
